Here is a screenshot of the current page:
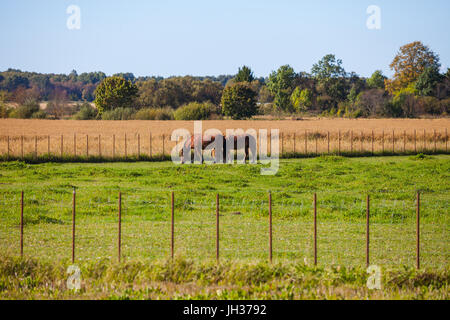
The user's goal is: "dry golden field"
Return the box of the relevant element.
[0,118,449,157]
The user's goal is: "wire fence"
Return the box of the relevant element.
[0,129,448,160]
[0,188,448,268]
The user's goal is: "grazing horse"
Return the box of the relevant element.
[180,134,219,163]
[221,134,256,163]
[180,134,256,164]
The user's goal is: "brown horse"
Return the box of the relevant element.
[180,134,220,163]
[221,135,256,163]
[180,134,255,164]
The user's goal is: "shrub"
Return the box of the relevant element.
[31,110,47,119]
[72,103,98,120]
[11,99,40,119]
[134,107,174,120]
[174,102,219,120]
[101,107,136,120]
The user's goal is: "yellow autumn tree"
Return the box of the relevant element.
[385,41,440,95]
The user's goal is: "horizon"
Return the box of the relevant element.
[0,0,449,78]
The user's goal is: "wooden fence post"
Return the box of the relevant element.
[150,133,152,158]
[327,131,330,154]
[86,135,89,157]
[382,130,384,154]
[392,130,395,154]
[360,131,363,153]
[113,134,115,159]
[138,134,140,158]
[315,132,318,154]
[423,129,426,152]
[125,134,127,158]
[34,136,37,158]
[74,133,76,156]
[305,130,308,155]
[7,136,9,159]
[338,131,341,155]
[371,130,374,155]
[269,192,272,263]
[434,130,436,153]
[403,131,406,153]
[21,135,24,159]
[162,134,165,156]
[293,132,296,153]
[414,129,417,153]
[351,130,353,153]
[446,128,448,153]
[98,135,101,157]
[60,135,63,157]
[281,133,284,155]
[48,135,50,155]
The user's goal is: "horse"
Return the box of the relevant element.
[180,134,219,163]
[180,134,256,164]
[221,134,256,164]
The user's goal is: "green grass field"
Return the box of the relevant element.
[0,155,448,299]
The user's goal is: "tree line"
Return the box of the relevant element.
[0,41,448,120]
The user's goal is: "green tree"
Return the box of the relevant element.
[221,83,257,119]
[311,54,348,101]
[94,76,138,114]
[415,66,443,96]
[235,66,255,83]
[367,70,387,89]
[291,87,313,112]
[267,65,296,111]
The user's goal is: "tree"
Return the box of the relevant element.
[385,41,440,94]
[367,70,386,89]
[267,65,296,111]
[94,76,138,114]
[291,87,313,112]
[221,82,257,119]
[234,66,255,83]
[415,66,443,96]
[311,54,348,101]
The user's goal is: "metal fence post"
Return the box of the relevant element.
[171,191,174,259]
[366,195,370,267]
[20,191,24,257]
[118,191,122,262]
[314,193,317,266]
[216,194,219,263]
[72,188,76,264]
[269,191,272,263]
[416,192,420,269]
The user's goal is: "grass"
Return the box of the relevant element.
[0,155,448,299]
[0,254,448,299]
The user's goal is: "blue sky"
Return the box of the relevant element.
[0,0,449,78]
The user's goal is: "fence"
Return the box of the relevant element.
[0,129,448,160]
[3,189,448,269]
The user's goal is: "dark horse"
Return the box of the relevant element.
[180,134,255,163]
